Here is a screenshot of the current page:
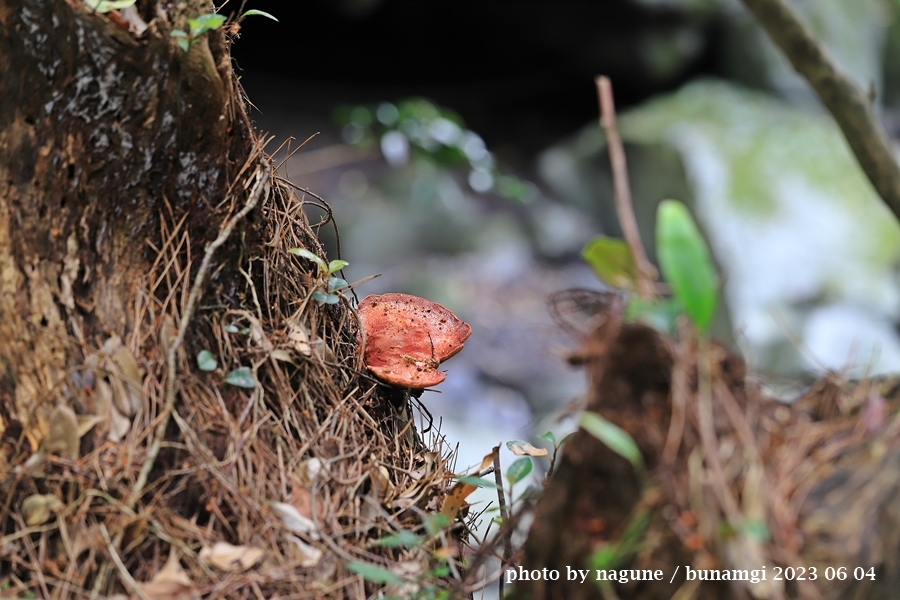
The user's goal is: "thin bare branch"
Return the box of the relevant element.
[596,76,657,298]
[740,0,900,222]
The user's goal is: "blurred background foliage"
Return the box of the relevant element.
[231,0,900,523]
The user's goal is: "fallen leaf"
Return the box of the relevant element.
[21,494,64,526]
[108,399,132,443]
[140,549,194,599]
[290,487,312,519]
[287,321,312,356]
[286,535,323,567]
[370,465,395,502]
[45,404,79,459]
[76,414,104,438]
[199,541,265,571]
[439,481,477,520]
[110,342,143,416]
[270,349,295,363]
[507,439,549,457]
[272,502,319,539]
[296,458,325,485]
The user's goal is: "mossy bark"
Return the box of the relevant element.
[0,0,250,466]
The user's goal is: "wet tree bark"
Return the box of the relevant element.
[0,0,250,463]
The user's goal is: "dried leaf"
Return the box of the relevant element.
[110,342,143,415]
[272,502,319,539]
[287,322,312,356]
[21,494,64,526]
[140,550,194,599]
[45,404,79,459]
[286,535,323,568]
[76,414,104,438]
[109,401,132,443]
[199,541,265,571]
[478,450,495,472]
[159,314,176,359]
[439,481,478,520]
[370,465,395,501]
[297,457,325,484]
[270,349,294,363]
[506,439,548,457]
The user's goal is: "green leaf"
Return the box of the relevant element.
[539,431,556,445]
[224,367,256,388]
[327,277,349,293]
[579,412,644,474]
[188,13,227,37]
[625,296,681,333]
[196,350,217,371]
[741,519,770,543]
[423,514,449,536]
[84,0,136,13]
[582,236,638,290]
[590,543,621,571]
[240,9,278,21]
[289,247,327,272]
[376,530,423,548]
[506,457,532,484]
[456,475,496,488]
[346,561,403,584]
[224,324,239,333]
[655,199,718,332]
[327,259,349,274]
[428,565,451,578]
[170,30,190,52]
[312,290,340,304]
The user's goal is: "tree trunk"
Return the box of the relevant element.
[0,0,249,461]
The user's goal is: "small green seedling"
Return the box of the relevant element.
[289,248,350,304]
[224,366,256,388]
[196,350,217,371]
[171,9,277,52]
[655,199,718,333]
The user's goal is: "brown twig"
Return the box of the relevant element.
[129,157,271,508]
[740,0,900,222]
[492,445,511,597]
[596,76,657,298]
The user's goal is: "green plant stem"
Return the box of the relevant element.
[740,0,900,222]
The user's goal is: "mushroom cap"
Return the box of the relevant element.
[358,293,472,389]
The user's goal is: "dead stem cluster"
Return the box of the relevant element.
[0,142,467,599]
[519,290,900,600]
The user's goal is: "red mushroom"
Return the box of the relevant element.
[357,293,472,389]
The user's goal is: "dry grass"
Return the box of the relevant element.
[0,139,472,599]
